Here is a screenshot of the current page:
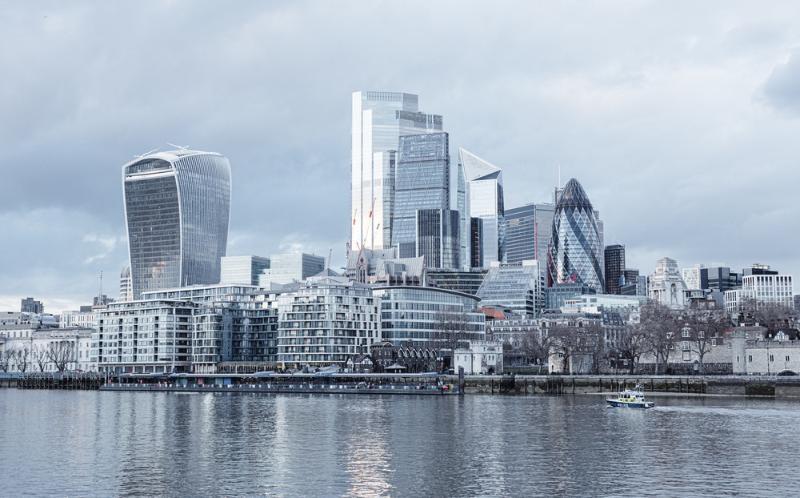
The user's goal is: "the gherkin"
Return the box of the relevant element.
[547,178,604,292]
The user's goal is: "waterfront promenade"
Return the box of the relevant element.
[5,372,800,398]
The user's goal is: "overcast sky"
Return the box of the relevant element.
[2,1,800,312]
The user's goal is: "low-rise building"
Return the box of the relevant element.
[454,341,503,375]
[0,327,94,373]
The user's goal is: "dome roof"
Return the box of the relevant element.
[557,178,593,211]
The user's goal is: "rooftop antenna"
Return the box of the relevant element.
[98,270,103,305]
[135,147,160,159]
[557,164,562,188]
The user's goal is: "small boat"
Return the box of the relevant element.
[606,385,655,409]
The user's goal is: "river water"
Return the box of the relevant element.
[1,390,797,496]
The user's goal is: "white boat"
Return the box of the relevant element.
[606,385,655,409]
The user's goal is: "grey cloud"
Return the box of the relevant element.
[763,50,800,112]
[2,1,800,311]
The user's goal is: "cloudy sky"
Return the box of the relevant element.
[2,1,800,312]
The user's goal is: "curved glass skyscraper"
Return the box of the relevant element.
[123,149,231,299]
[547,178,604,292]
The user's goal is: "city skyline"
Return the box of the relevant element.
[2,2,800,311]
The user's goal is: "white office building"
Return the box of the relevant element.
[221,255,270,286]
[726,274,794,315]
[259,252,325,288]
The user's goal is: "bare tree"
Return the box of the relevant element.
[0,350,13,373]
[14,346,31,373]
[739,298,795,332]
[685,309,731,374]
[32,345,49,373]
[46,341,75,373]
[520,327,552,367]
[615,323,651,374]
[641,302,679,375]
[548,324,580,374]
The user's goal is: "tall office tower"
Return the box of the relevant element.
[119,266,133,302]
[123,149,231,299]
[221,255,271,285]
[505,203,555,270]
[547,178,604,292]
[21,297,44,314]
[604,244,626,294]
[392,132,451,258]
[456,161,470,270]
[459,148,504,268]
[416,209,460,270]
[351,91,443,252]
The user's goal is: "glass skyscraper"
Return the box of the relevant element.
[416,208,460,270]
[392,132,451,259]
[459,148,504,268]
[547,178,604,292]
[604,244,626,294]
[351,91,442,252]
[123,149,231,299]
[505,203,555,271]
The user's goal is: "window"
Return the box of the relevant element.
[748,355,752,362]
[786,356,791,362]
[770,354,774,362]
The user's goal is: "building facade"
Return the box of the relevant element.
[504,203,554,275]
[351,91,442,251]
[21,297,44,314]
[476,260,542,318]
[604,245,625,295]
[373,286,485,348]
[547,178,604,292]
[459,148,504,268]
[648,257,688,309]
[425,269,487,296]
[259,252,325,288]
[392,132,451,258]
[119,266,133,302]
[0,328,94,373]
[276,276,380,369]
[416,208,460,270]
[123,149,231,299]
[221,255,271,286]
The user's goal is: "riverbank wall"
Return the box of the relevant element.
[453,374,800,398]
[4,373,800,398]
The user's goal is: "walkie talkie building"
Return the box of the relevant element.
[123,149,231,299]
[547,178,604,292]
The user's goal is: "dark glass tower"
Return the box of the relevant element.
[547,178,604,292]
[416,209,460,270]
[123,149,231,299]
[604,244,626,294]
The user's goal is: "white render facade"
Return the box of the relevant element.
[454,341,504,375]
[276,276,381,369]
[0,328,94,373]
[649,257,687,309]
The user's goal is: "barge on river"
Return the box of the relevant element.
[100,372,459,395]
